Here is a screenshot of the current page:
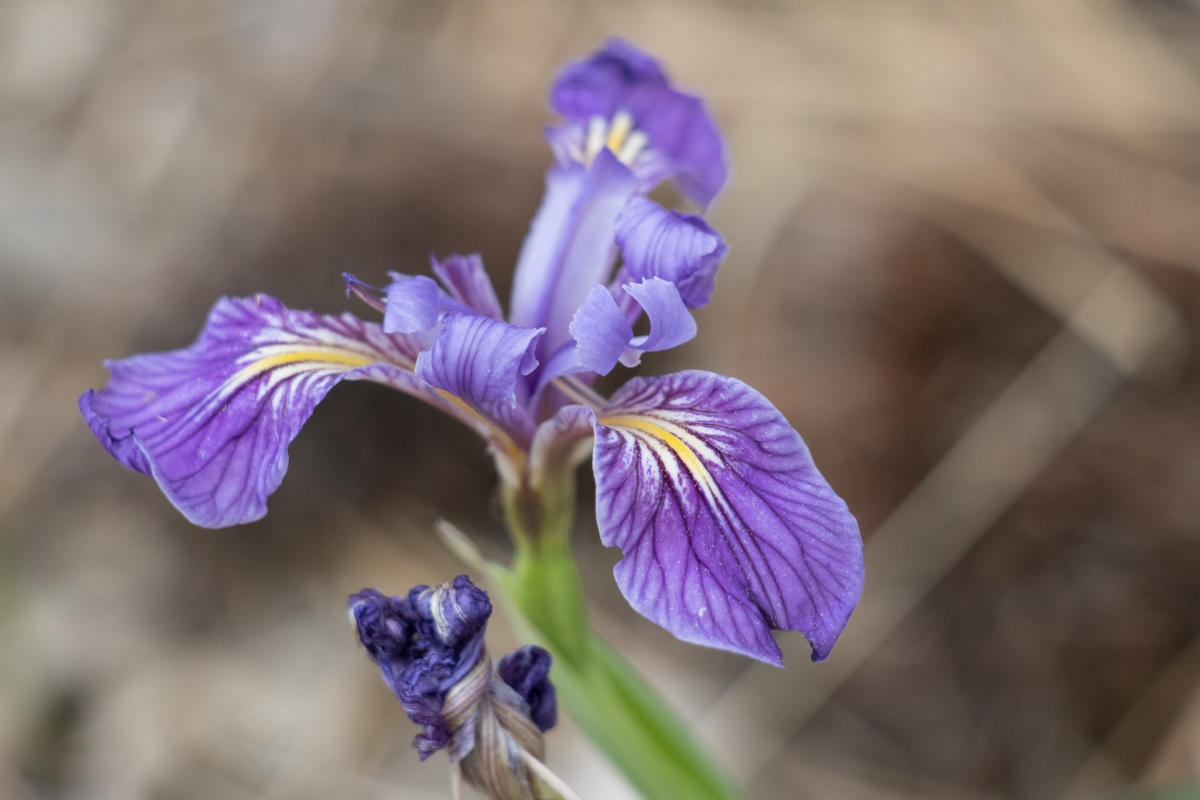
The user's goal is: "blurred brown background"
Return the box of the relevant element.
[2,1,1199,798]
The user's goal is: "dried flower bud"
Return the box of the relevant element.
[498,645,557,733]
[350,576,561,799]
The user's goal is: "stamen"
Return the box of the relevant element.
[605,110,635,154]
[578,110,648,167]
[584,116,607,162]
[616,129,648,166]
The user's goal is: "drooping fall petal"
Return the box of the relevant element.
[590,370,863,664]
[80,295,431,528]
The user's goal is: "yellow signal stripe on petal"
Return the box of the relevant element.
[597,413,733,521]
[250,349,376,370]
[600,414,707,476]
[227,348,376,387]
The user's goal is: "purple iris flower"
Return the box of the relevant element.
[80,39,863,666]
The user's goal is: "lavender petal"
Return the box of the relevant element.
[591,370,863,664]
[569,285,633,375]
[565,278,696,376]
[431,254,504,320]
[508,150,636,356]
[414,312,544,442]
[616,196,728,309]
[549,38,728,206]
[528,403,597,484]
[620,277,697,361]
[80,295,429,528]
[383,274,442,336]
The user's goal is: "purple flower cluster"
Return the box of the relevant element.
[350,576,555,760]
[80,39,864,665]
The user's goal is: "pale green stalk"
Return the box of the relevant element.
[487,476,746,800]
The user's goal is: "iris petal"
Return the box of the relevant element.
[616,196,727,309]
[431,254,504,320]
[564,278,696,376]
[549,38,728,206]
[509,150,636,355]
[80,295,432,528]
[569,285,633,375]
[620,277,696,363]
[528,403,596,484]
[590,370,863,664]
[497,645,557,733]
[414,312,544,443]
[383,274,442,336]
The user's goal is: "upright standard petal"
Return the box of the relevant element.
[431,254,504,320]
[80,295,429,528]
[616,196,727,309]
[549,38,728,206]
[414,312,544,443]
[509,150,636,355]
[591,370,863,664]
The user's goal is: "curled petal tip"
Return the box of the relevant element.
[617,196,727,309]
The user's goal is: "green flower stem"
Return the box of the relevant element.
[501,479,590,663]
[494,479,746,800]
